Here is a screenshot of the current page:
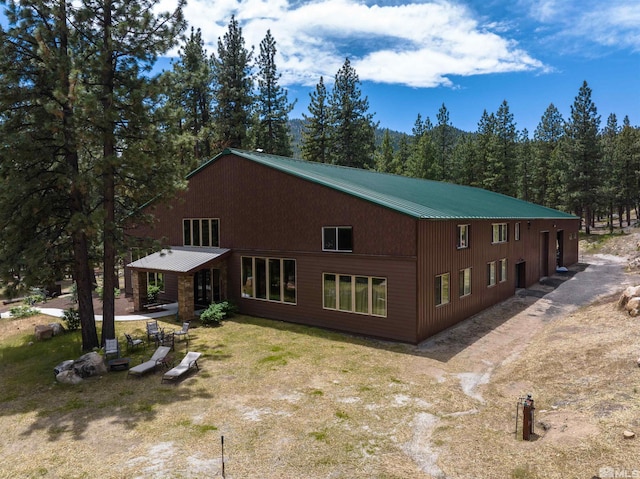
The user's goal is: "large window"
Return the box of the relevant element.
[457,224,469,249]
[322,227,353,252]
[183,218,220,247]
[323,273,387,317]
[241,257,296,304]
[435,273,450,306]
[499,258,508,283]
[147,272,164,292]
[492,223,508,244]
[487,261,497,287]
[459,268,471,297]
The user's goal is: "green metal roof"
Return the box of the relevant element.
[192,148,577,220]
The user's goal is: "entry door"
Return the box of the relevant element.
[194,268,222,306]
[540,232,550,277]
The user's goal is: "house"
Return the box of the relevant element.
[125,148,579,344]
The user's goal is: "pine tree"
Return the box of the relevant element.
[212,15,253,149]
[0,0,101,349]
[72,0,186,343]
[327,58,376,168]
[374,129,395,173]
[253,30,294,156]
[476,109,498,190]
[433,103,454,181]
[391,134,411,175]
[517,129,533,201]
[563,81,601,234]
[406,131,436,179]
[163,27,215,169]
[493,100,518,196]
[302,76,330,163]
[532,104,564,208]
[616,116,640,225]
[601,113,620,231]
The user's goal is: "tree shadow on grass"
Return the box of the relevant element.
[0,327,215,442]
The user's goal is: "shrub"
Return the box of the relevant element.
[24,287,46,306]
[199,301,237,327]
[63,308,81,331]
[147,285,161,303]
[10,305,38,318]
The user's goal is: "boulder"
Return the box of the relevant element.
[72,352,107,378]
[623,430,635,439]
[48,323,65,336]
[34,324,54,341]
[617,286,640,310]
[53,360,74,376]
[56,370,83,385]
[626,297,640,317]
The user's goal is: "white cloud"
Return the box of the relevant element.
[159,0,545,88]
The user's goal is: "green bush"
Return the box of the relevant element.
[63,308,81,331]
[199,301,236,327]
[147,285,161,303]
[10,305,38,318]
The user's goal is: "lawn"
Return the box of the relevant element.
[1,291,639,478]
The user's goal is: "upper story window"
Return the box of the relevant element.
[323,226,353,252]
[515,222,521,241]
[457,224,469,249]
[492,223,508,244]
[184,218,219,247]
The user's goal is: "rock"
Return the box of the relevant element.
[48,323,65,336]
[617,286,640,310]
[72,352,107,378]
[53,360,74,376]
[624,296,640,316]
[637,357,640,367]
[56,370,83,384]
[623,430,635,439]
[34,324,54,340]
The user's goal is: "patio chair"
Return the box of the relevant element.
[174,322,190,344]
[104,338,120,360]
[127,346,171,378]
[146,320,161,343]
[124,333,144,351]
[161,351,201,384]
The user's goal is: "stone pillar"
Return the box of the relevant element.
[132,271,148,312]
[177,274,194,322]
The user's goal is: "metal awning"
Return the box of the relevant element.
[127,246,231,274]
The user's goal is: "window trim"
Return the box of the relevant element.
[241,256,297,305]
[435,272,450,307]
[457,224,470,249]
[183,218,220,247]
[322,272,387,317]
[322,226,353,252]
[459,267,472,298]
[491,223,508,244]
[487,261,497,287]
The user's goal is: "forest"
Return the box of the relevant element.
[0,0,638,351]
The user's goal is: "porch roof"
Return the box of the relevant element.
[127,246,231,274]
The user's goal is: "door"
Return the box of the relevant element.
[515,261,526,288]
[540,231,549,278]
[556,230,564,267]
[194,269,211,307]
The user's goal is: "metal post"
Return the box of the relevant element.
[221,435,225,478]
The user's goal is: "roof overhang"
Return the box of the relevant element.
[127,246,231,274]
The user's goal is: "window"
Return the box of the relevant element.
[515,222,521,241]
[457,224,469,249]
[241,257,296,304]
[459,268,471,297]
[323,226,353,252]
[183,218,220,247]
[147,272,164,291]
[487,261,496,287]
[322,273,387,317]
[435,273,450,306]
[499,258,508,282]
[492,223,508,243]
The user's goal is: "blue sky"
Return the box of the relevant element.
[4,0,639,135]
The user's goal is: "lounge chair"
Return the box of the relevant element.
[124,333,144,351]
[128,346,171,378]
[161,351,201,384]
[174,322,190,344]
[104,338,120,360]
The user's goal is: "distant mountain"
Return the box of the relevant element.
[288,118,469,159]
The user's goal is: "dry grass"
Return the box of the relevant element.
[1,288,640,478]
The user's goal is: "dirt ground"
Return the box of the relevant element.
[2,229,640,478]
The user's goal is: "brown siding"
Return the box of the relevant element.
[416,217,580,341]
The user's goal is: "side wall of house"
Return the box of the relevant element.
[416,217,580,341]
[127,154,421,342]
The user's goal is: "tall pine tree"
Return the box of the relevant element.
[327,58,376,168]
[253,30,294,156]
[212,15,253,149]
[532,104,564,208]
[302,76,330,163]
